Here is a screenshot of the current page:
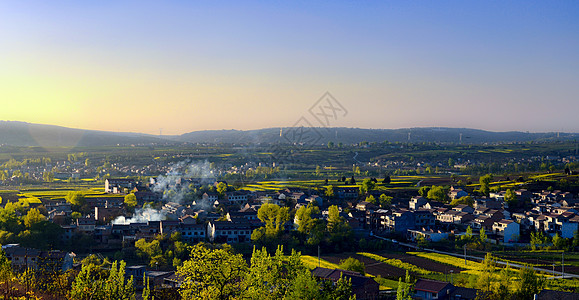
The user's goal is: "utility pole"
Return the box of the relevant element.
[562,252,565,279]
[318,245,321,268]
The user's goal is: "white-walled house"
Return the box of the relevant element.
[492,219,520,243]
[207,221,252,243]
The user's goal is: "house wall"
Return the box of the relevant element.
[561,222,578,238]
[503,223,520,243]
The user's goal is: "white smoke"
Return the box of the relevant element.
[112,207,166,224]
[111,160,217,225]
[152,160,215,204]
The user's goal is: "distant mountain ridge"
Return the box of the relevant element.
[0,121,576,147]
[0,121,166,147]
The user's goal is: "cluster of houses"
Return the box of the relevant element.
[52,178,579,251]
[5,176,579,299]
[1,244,75,272]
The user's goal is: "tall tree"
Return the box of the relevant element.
[178,244,248,300]
[257,203,290,234]
[480,227,487,244]
[396,270,413,300]
[295,203,320,234]
[360,178,375,194]
[23,208,45,228]
[338,257,365,275]
[70,263,106,300]
[505,189,518,208]
[245,246,305,299]
[65,191,86,207]
[325,185,335,197]
[0,249,13,299]
[516,265,545,299]
[479,174,494,196]
[379,194,393,208]
[216,182,228,197]
[427,186,448,202]
[124,193,138,209]
[104,261,135,300]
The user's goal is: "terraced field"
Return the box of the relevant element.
[321,253,407,279]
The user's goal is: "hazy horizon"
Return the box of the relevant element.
[2,119,578,136]
[1,1,578,135]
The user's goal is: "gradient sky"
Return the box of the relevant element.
[1,1,578,135]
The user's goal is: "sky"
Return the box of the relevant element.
[1,1,578,135]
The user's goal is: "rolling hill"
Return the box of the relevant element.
[0,121,576,147]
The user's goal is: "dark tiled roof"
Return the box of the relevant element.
[536,289,579,300]
[414,279,452,293]
[311,267,373,287]
[450,287,478,299]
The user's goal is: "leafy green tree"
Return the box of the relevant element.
[326,205,353,252]
[104,261,135,300]
[417,235,428,248]
[283,270,321,300]
[65,191,86,207]
[450,196,474,207]
[0,249,13,298]
[462,226,473,241]
[43,171,54,182]
[379,194,392,208]
[573,230,579,250]
[23,208,45,228]
[70,263,106,300]
[360,178,375,194]
[383,175,391,184]
[338,257,365,275]
[530,231,549,250]
[396,270,413,300]
[124,193,137,209]
[478,253,496,294]
[479,174,493,196]
[142,273,153,300]
[178,244,248,300]
[70,260,135,300]
[295,203,320,234]
[418,186,431,197]
[505,189,518,208]
[257,203,290,234]
[427,186,448,202]
[365,195,376,204]
[516,265,545,299]
[246,246,305,299]
[216,182,227,196]
[552,233,564,250]
[71,211,82,219]
[326,205,343,232]
[319,274,354,300]
[480,227,487,244]
[135,239,163,267]
[315,165,322,176]
[325,185,335,197]
[494,263,512,299]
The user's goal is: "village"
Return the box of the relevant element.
[2,165,579,299]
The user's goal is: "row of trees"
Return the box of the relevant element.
[177,244,353,300]
[0,203,62,249]
[468,254,545,300]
